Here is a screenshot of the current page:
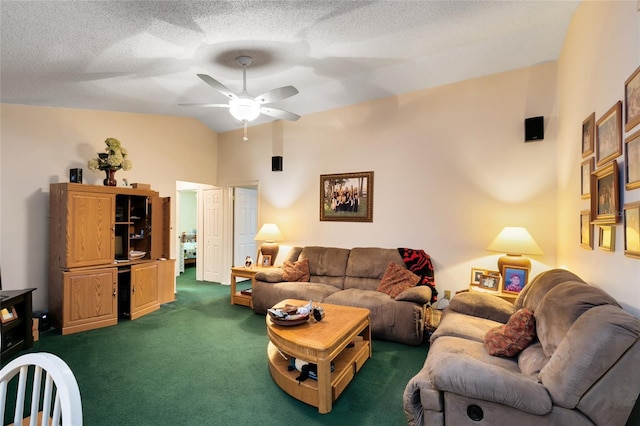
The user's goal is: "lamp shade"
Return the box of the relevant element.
[254,224,283,242]
[486,227,543,256]
[229,97,260,122]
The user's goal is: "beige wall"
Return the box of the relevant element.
[0,104,218,309]
[557,1,640,316]
[218,62,559,298]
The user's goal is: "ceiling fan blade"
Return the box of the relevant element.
[255,86,299,104]
[260,107,301,121]
[197,74,238,100]
[178,103,230,108]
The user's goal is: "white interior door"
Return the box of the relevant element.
[233,187,257,266]
[203,187,223,282]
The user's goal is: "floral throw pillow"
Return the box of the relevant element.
[484,308,536,357]
[376,262,420,298]
[282,258,310,282]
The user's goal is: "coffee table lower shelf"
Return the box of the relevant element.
[267,336,370,411]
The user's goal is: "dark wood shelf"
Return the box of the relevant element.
[1,288,35,360]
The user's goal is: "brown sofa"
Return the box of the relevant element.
[403,269,640,425]
[252,246,434,346]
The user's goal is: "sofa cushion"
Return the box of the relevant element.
[484,308,536,357]
[344,247,405,290]
[376,262,420,298]
[282,258,310,282]
[515,268,586,311]
[517,342,547,376]
[449,291,515,323]
[395,285,432,305]
[430,310,504,344]
[255,267,284,283]
[299,246,349,288]
[535,282,620,357]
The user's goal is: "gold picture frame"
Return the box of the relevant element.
[261,255,272,267]
[478,274,499,291]
[502,266,528,294]
[582,112,595,157]
[625,130,640,190]
[624,65,640,132]
[581,157,594,199]
[320,171,374,222]
[623,202,640,259]
[470,268,486,285]
[596,101,622,167]
[0,306,18,324]
[591,159,620,224]
[580,210,593,250]
[598,226,615,251]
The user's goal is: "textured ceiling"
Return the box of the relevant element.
[0,1,580,133]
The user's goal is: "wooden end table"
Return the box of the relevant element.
[230,266,259,308]
[266,299,371,414]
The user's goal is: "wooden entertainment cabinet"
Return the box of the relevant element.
[48,183,175,335]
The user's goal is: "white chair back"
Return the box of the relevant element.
[0,352,82,426]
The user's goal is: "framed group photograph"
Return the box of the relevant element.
[320,171,373,222]
[591,159,620,224]
[478,274,500,291]
[581,158,594,199]
[502,266,528,294]
[623,202,640,259]
[582,112,595,157]
[625,130,640,190]
[598,226,615,251]
[625,65,640,132]
[596,101,622,167]
[580,210,593,249]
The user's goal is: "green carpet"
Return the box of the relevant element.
[4,268,429,425]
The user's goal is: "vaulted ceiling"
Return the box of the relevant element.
[0,1,580,133]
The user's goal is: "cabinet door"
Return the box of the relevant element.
[66,191,115,267]
[62,268,118,335]
[150,195,171,260]
[130,262,160,320]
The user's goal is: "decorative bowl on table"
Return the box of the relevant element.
[129,251,146,260]
[268,304,310,326]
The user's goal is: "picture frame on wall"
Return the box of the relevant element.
[470,268,486,285]
[502,266,528,294]
[624,65,640,132]
[582,112,595,157]
[320,171,374,222]
[623,202,640,259]
[591,159,620,224]
[581,158,594,199]
[598,226,615,252]
[478,274,499,291]
[625,130,640,190]
[580,210,593,250]
[596,101,622,167]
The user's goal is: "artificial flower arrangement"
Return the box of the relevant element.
[88,138,132,172]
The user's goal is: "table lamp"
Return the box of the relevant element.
[254,223,283,261]
[486,227,543,276]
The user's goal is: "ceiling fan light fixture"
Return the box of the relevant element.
[229,97,260,122]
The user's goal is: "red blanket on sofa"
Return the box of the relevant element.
[398,248,438,303]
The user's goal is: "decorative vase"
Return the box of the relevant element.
[103,169,117,186]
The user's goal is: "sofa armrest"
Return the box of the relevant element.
[449,292,515,323]
[427,350,551,415]
[395,285,432,305]
[255,268,284,283]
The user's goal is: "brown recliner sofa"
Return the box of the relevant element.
[252,246,434,346]
[403,268,640,425]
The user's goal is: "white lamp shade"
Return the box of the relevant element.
[486,227,543,255]
[254,223,283,242]
[229,97,260,122]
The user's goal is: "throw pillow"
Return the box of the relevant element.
[282,258,310,282]
[483,308,536,357]
[376,262,420,298]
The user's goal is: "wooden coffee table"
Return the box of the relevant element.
[266,299,371,414]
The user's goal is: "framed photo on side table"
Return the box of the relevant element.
[261,255,272,267]
[320,171,374,222]
[623,202,640,259]
[478,274,500,291]
[582,112,595,157]
[470,268,486,285]
[625,65,640,132]
[591,159,620,224]
[580,210,593,250]
[502,266,528,294]
[596,101,622,167]
[625,130,640,190]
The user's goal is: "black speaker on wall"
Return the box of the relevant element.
[272,156,283,172]
[525,116,544,142]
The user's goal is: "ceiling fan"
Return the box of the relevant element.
[180,55,300,140]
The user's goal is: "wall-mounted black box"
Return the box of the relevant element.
[525,116,544,142]
[70,168,83,183]
[272,156,283,172]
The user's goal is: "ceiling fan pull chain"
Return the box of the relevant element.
[243,120,249,141]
